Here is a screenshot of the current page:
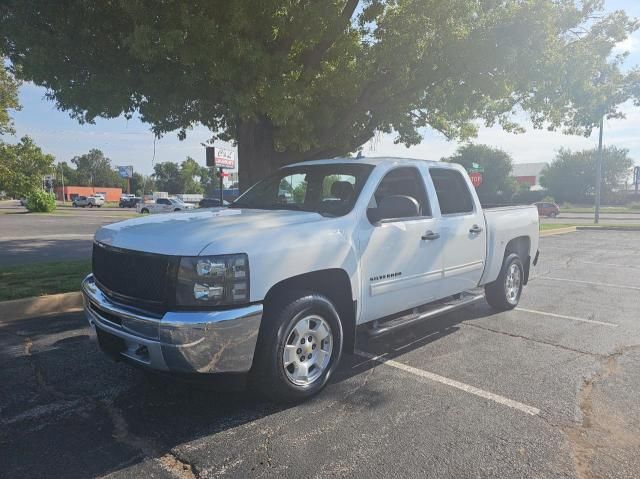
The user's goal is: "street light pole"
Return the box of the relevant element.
[60,164,66,204]
[594,115,604,224]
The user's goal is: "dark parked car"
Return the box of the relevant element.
[119,196,142,208]
[535,202,560,217]
[198,197,230,208]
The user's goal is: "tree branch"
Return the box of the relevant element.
[300,0,360,74]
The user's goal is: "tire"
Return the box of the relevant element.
[174,208,181,212]
[252,292,343,402]
[141,208,149,214]
[549,212,557,218]
[97,205,102,208]
[485,253,524,311]
[88,203,93,208]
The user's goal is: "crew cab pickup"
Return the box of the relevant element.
[82,158,539,401]
[136,197,195,214]
[73,195,104,208]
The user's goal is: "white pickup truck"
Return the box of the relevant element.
[83,157,539,401]
[136,197,195,214]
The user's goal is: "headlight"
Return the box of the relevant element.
[176,254,249,306]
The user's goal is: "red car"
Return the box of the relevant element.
[535,202,560,217]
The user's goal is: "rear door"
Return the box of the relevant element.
[428,167,487,297]
[358,166,445,323]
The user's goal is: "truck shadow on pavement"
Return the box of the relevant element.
[0,306,488,478]
[0,239,92,266]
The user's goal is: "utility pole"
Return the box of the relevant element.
[594,116,604,224]
[60,164,66,204]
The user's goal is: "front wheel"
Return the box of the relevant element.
[485,253,524,311]
[88,203,93,208]
[253,292,343,402]
[549,212,557,218]
[141,208,149,214]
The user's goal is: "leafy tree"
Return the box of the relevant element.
[2,1,639,190]
[53,161,78,187]
[152,161,182,193]
[71,149,124,188]
[442,144,517,205]
[130,171,155,197]
[0,58,20,135]
[540,147,634,203]
[180,157,209,194]
[0,136,54,197]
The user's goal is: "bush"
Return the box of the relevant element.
[25,189,56,212]
[628,202,640,210]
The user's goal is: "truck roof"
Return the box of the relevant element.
[286,156,452,169]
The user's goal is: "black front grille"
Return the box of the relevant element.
[92,242,177,312]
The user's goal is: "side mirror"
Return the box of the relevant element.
[374,195,420,222]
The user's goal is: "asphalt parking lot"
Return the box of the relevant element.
[0,202,135,266]
[1,229,639,478]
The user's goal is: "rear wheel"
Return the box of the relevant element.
[141,208,149,214]
[174,208,181,212]
[485,253,523,311]
[253,292,343,402]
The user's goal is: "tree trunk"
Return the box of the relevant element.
[238,118,293,192]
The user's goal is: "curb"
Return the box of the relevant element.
[576,226,640,232]
[539,226,577,237]
[0,292,83,322]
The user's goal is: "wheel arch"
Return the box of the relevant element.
[263,269,357,354]
[504,236,531,284]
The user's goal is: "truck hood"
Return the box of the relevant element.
[94,208,327,256]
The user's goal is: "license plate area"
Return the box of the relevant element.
[96,327,125,359]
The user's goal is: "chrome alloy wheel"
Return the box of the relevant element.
[282,315,333,386]
[505,262,522,305]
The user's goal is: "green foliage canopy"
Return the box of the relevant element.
[1,1,639,188]
[153,157,211,194]
[25,188,56,212]
[70,149,125,188]
[0,136,54,197]
[540,146,634,203]
[442,144,516,205]
[0,58,20,135]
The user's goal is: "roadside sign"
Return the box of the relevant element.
[469,172,483,188]
[206,147,236,169]
[117,165,133,178]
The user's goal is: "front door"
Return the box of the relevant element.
[358,166,444,324]
[428,167,486,297]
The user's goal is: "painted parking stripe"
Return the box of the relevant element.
[354,350,540,416]
[536,276,640,291]
[515,307,618,327]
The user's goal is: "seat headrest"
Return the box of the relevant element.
[330,181,355,200]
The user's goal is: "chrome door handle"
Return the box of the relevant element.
[422,231,440,241]
[469,224,483,234]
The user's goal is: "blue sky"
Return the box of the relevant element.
[7,0,640,175]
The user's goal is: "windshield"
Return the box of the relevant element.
[231,163,374,216]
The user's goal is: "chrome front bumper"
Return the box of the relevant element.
[81,274,263,374]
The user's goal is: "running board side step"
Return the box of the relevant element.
[366,292,485,338]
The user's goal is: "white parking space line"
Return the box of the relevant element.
[576,259,640,270]
[354,350,540,416]
[515,307,618,327]
[536,276,640,291]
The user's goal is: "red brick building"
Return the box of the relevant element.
[54,186,122,202]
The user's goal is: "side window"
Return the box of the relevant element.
[429,168,474,215]
[368,167,431,223]
[278,173,307,205]
[158,198,170,205]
